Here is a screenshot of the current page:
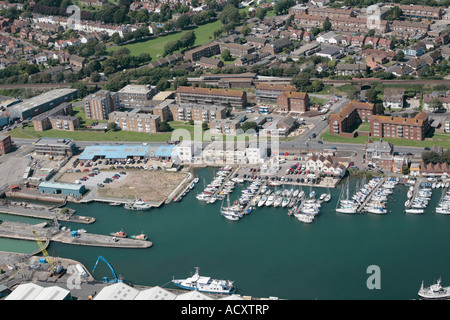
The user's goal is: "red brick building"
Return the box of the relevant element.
[369,111,429,141]
[329,101,375,135]
[277,91,309,113]
[0,134,12,155]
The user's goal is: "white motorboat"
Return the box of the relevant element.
[336,206,357,214]
[172,267,235,294]
[124,197,152,211]
[273,196,283,207]
[294,213,314,223]
[405,208,424,214]
[281,198,290,208]
[265,195,275,206]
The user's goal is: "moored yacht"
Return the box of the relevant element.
[172,267,235,295]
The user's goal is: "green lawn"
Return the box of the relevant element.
[108,20,222,58]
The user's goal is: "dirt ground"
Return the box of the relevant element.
[60,170,186,203]
[98,170,187,202]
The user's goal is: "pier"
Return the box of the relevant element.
[405,180,421,209]
[356,178,385,213]
[0,200,95,224]
[0,220,152,249]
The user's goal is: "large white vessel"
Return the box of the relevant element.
[172,267,235,295]
[418,278,450,300]
[124,197,152,211]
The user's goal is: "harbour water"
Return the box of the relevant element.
[2,167,450,300]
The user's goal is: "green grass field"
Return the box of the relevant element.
[108,20,222,58]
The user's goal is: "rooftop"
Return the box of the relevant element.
[79,144,151,160]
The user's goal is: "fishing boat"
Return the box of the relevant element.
[172,267,235,295]
[110,229,127,238]
[130,232,148,241]
[124,197,152,211]
[418,278,450,300]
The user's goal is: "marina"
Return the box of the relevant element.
[3,166,450,299]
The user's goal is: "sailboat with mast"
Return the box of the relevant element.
[336,179,358,214]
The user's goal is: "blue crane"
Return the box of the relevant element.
[92,256,123,284]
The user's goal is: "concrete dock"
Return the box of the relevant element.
[0,220,152,249]
[0,201,95,224]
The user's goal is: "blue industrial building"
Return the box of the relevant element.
[38,181,86,197]
[79,144,152,161]
[154,145,176,159]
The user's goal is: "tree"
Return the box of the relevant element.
[221,49,232,61]
[256,8,267,20]
[159,121,172,132]
[176,14,191,29]
[179,31,196,49]
[108,122,118,131]
[347,87,361,101]
[242,121,258,132]
[291,71,311,91]
[394,50,405,62]
[323,20,332,32]
[429,98,443,113]
[422,151,440,164]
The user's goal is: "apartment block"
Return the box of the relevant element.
[184,42,221,62]
[176,86,247,109]
[83,90,119,120]
[329,101,375,135]
[33,102,75,131]
[369,112,429,141]
[277,91,309,113]
[170,104,226,123]
[109,109,161,134]
[218,42,255,57]
[256,83,298,103]
[50,116,80,131]
[118,85,158,109]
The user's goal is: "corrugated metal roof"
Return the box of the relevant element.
[155,145,176,158]
[79,145,151,160]
[39,181,84,191]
